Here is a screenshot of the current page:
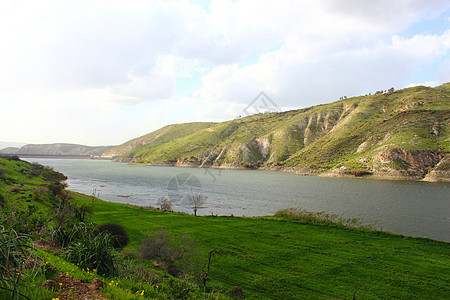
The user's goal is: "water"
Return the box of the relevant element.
[26,158,450,242]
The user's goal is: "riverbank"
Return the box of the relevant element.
[71,191,450,299]
[122,159,450,182]
[2,156,448,299]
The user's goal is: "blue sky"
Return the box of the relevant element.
[0,0,449,146]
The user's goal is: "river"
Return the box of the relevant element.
[25,158,450,242]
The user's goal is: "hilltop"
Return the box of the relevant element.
[1,143,115,157]
[106,83,450,181]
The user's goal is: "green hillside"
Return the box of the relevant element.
[108,84,450,181]
[102,122,216,159]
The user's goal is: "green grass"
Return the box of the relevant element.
[71,192,450,299]
[1,156,449,298]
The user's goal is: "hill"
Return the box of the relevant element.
[2,143,115,157]
[0,147,19,153]
[102,122,216,158]
[107,83,450,181]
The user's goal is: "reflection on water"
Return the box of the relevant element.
[26,158,450,242]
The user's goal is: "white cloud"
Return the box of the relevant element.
[392,30,450,57]
[406,81,440,88]
[0,0,449,144]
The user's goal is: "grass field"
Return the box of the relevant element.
[1,156,449,299]
[72,192,450,299]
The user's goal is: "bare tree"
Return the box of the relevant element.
[189,194,207,216]
[157,197,173,212]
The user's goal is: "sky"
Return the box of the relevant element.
[0,0,449,147]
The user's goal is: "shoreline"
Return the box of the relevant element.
[117,160,450,183]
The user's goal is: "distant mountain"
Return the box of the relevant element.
[2,143,115,156]
[107,83,450,182]
[0,147,20,154]
[0,141,26,149]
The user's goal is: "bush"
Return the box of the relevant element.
[139,230,198,277]
[9,186,21,193]
[97,223,129,249]
[48,182,68,198]
[167,275,199,300]
[31,188,46,202]
[0,154,20,161]
[157,197,173,212]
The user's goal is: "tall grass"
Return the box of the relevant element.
[63,225,117,277]
[274,208,373,229]
[0,227,39,299]
[51,222,96,249]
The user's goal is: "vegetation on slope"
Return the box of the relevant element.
[108,84,450,181]
[0,156,229,299]
[71,193,450,299]
[102,122,216,159]
[1,156,449,299]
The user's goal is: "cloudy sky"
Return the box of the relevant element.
[0,0,449,146]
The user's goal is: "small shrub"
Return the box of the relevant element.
[9,186,21,193]
[48,182,68,198]
[231,286,243,296]
[0,168,5,176]
[0,154,20,161]
[157,197,173,212]
[31,162,44,169]
[139,230,198,277]
[116,258,161,285]
[31,188,46,202]
[97,223,129,249]
[73,203,92,223]
[167,275,199,300]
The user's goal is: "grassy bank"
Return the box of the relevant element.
[1,156,448,299]
[72,192,449,299]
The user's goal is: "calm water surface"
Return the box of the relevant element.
[26,158,449,242]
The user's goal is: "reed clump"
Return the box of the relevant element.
[274,207,374,229]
